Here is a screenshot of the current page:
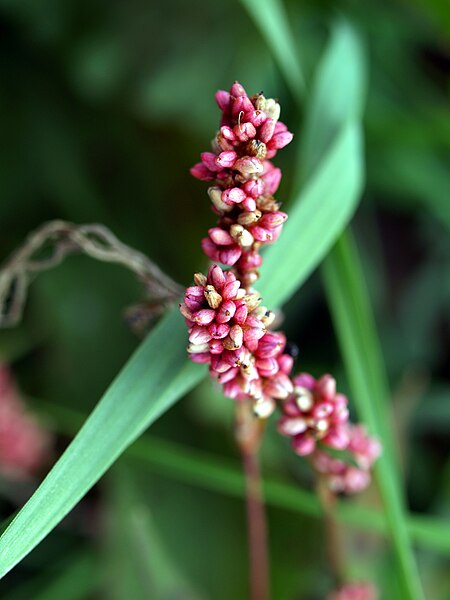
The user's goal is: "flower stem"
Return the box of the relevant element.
[317,476,346,586]
[235,401,270,600]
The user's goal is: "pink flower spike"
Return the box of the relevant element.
[190,162,214,181]
[208,227,234,246]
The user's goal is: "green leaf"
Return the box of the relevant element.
[299,20,366,180]
[0,307,206,578]
[240,0,304,102]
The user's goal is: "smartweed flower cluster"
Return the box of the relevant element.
[181,81,380,494]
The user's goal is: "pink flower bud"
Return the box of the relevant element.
[232,95,254,116]
[324,428,350,450]
[256,333,285,358]
[278,417,308,436]
[316,375,336,401]
[220,125,236,141]
[259,211,288,229]
[256,357,279,378]
[190,352,211,364]
[242,197,257,211]
[201,152,221,172]
[292,435,316,456]
[245,109,266,127]
[189,325,212,344]
[277,354,294,375]
[209,339,224,354]
[190,162,214,181]
[262,166,282,194]
[233,304,248,325]
[259,118,276,143]
[215,90,231,111]
[250,225,273,242]
[222,187,246,205]
[207,264,226,290]
[268,131,293,150]
[208,227,234,246]
[233,122,256,142]
[237,251,263,270]
[216,151,237,169]
[243,178,264,198]
[216,300,237,323]
[210,355,232,374]
[222,279,241,300]
[208,322,230,339]
[234,156,264,177]
[264,372,293,399]
[217,367,239,384]
[293,373,315,390]
[217,245,241,266]
[230,81,247,97]
[192,309,216,325]
[201,237,220,262]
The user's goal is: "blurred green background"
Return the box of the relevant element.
[0,0,449,598]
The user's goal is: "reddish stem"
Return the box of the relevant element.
[235,401,270,600]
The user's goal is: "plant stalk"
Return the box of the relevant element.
[235,401,270,600]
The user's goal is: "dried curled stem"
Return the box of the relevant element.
[0,220,183,329]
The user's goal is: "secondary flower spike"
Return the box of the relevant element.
[191,81,292,288]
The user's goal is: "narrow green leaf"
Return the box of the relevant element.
[300,20,366,180]
[259,120,363,307]
[322,233,424,600]
[240,0,304,102]
[0,307,206,578]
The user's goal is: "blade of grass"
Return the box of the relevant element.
[322,233,424,599]
[240,0,304,103]
[33,399,450,555]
